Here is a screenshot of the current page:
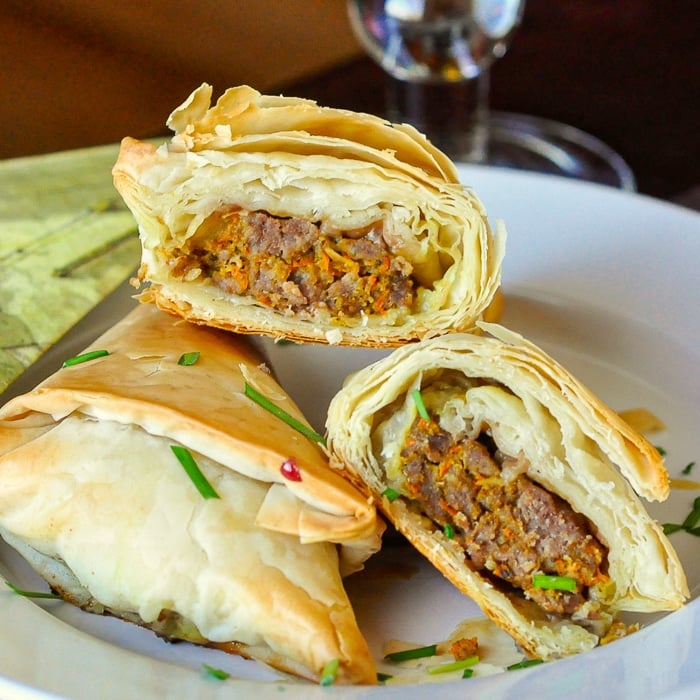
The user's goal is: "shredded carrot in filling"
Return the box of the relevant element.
[399,417,610,617]
[167,209,415,317]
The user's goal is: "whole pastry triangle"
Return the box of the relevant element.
[112,83,505,346]
[0,305,383,684]
[326,323,688,660]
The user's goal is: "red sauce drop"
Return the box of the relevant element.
[280,458,302,482]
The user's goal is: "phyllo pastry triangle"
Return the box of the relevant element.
[0,305,383,684]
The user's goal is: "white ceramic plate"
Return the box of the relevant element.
[1,165,698,700]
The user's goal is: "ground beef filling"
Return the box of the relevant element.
[169,209,415,317]
[400,417,609,616]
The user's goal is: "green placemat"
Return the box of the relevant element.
[0,143,141,394]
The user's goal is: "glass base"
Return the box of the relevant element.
[481,111,636,191]
[383,78,635,191]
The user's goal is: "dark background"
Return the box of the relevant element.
[1,0,698,199]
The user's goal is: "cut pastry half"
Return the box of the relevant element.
[112,83,505,346]
[326,323,688,660]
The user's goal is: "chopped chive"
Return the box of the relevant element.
[462,669,474,679]
[682,512,700,530]
[427,655,479,675]
[178,351,200,366]
[411,389,430,421]
[532,574,577,591]
[443,523,455,539]
[62,349,110,367]
[384,644,437,662]
[664,496,700,536]
[202,663,230,680]
[382,487,400,502]
[244,383,326,446]
[655,445,667,456]
[170,445,220,499]
[377,672,393,682]
[275,338,296,346]
[682,461,696,475]
[507,658,544,671]
[320,658,339,686]
[681,496,700,529]
[5,581,61,599]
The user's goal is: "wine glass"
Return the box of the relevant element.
[347,0,636,189]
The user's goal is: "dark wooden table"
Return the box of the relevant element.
[276,0,699,201]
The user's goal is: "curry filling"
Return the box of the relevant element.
[397,410,610,618]
[168,209,416,318]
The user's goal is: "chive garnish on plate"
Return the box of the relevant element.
[507,658,544,671]
[5,581,61,599]
[202,663,230,680]
[320,658,339,686]
[532,574,577,591]
[681,496,700,529]
[178,351,200,366]
[682,461,696,475]
[170,445,220,499]
[427,655,478,675]
[244,382,326,446]
[411,389,430,421]
[384,644,437,662]
[664,496,700,536]
[62,349,109,367]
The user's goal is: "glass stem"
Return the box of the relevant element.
[384,72,490,164]
[474,68,491,162]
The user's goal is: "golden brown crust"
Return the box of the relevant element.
[326,325,688,660]
[0,305,383,684]
[164,83,460,182]
[112,84,505,347]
